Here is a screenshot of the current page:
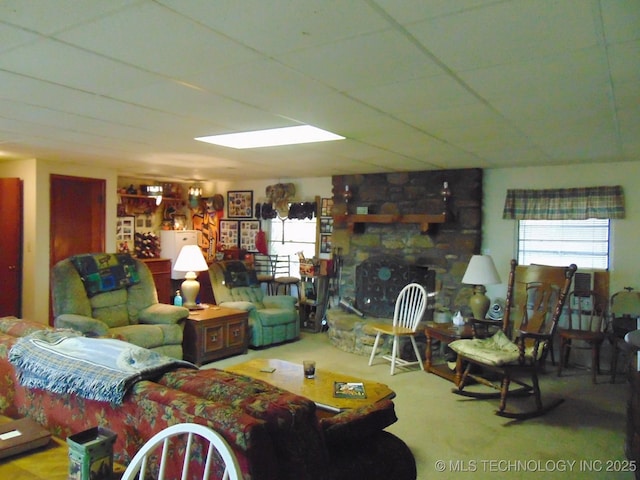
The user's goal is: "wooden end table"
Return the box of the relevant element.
[424,322,474,383]
[0,416,124,479]
[225,358,395,415]
[183,306,249,366]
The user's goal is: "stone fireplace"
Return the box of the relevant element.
[326,168,482,357]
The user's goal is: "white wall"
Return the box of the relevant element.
[484,160,640,302]
[0,159,118,324]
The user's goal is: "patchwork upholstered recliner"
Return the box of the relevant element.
[51,253,189,359]
[208,260,299,347]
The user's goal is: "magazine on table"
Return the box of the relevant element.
[333,381,367,399]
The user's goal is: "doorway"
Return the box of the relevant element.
[0,178,23,316]
[50,175,105,322]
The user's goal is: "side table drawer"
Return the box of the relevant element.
[204,324,225,353]
[227,319,246,348]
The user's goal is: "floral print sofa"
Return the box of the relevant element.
[0,316,416,480]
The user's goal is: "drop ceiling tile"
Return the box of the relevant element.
[0,38,162,96]
[186,58,335,112]
[408,0,600,71]
[0,99,145,140]
[608,40,640,86]
[373,0,504,24]
[273,92,388,136]
[349,74,479,114]
[0,22,41,53]
[484,147,552,166]
[56,2,260,79]
[0,0,134,34]
[459,47,610,102]
[276,29,444,91]
[113,79,288,132]
[601,0,640,44]
[401,101,508,137]
[158,0,389,56]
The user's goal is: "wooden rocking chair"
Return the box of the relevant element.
[449,260,576,420]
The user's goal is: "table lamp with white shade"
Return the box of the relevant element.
[461,255,501,320]
[173,245,209,309]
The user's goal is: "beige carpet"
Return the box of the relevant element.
[206,331,632,480]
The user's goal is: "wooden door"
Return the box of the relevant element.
[50,175,105,322]
[0,178,23,316]
[50,175,105,268]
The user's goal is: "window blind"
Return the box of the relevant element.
[518,219,610,269]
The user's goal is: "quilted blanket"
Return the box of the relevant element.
[9,330,195,404]
[70,253,140,296]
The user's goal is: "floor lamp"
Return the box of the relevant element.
[173,245,209,309]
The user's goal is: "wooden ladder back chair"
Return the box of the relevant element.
[368,283,428,375]
[557,291,606,383]
[449,260,576,420]
[121,423,242,480]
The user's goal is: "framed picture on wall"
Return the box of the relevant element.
[321,197,333,217]
[320,234,332,255]
[240,220,260,252]
[227,190,253,218]
[219,220,239,249]
[320,217,333,234]
[116,216,135,253]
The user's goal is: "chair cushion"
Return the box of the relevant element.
[109,323,183,350]
[274,276,299,285]
[256,308,297,326]
[449,330,536,366]
[70,253,140,296]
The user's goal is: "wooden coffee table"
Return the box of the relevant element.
[225,358,395,414]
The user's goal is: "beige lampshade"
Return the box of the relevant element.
[174,245,208,273]
[462,255,501,286]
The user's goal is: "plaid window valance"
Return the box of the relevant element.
[503,185,625,220]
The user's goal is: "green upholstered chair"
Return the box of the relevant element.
[51,254,189,359]
[208,260,299,348]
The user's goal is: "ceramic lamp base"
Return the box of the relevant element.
[469,285,490,320]
[181,272,200,309]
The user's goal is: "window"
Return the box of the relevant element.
[517,219,610,269]
[269,217,317,276]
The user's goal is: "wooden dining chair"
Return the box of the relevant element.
[557,291,606,383]
[368,283,428,375]
[121,423,242,480]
